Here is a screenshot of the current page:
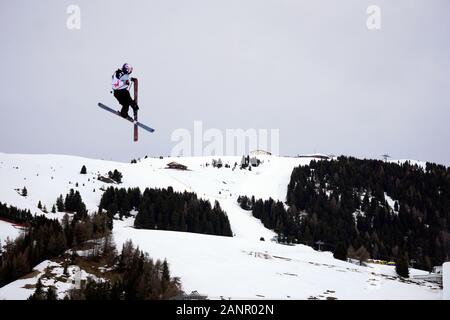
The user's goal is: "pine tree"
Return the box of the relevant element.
[51,204,56,213]
[21,187,28,197]
[333,242,348,261]
[56,195,65,212]
[29,278,45,300]
[63,261,69,276]
[356,246,370,265]
[347,245,356,261]
[162,259,170,282]
[46,287,58,300]
[37,201,42,209]
[80,165,87,174]
[161,259,171,294]
[108,170,123,184]
[396,252,409,278]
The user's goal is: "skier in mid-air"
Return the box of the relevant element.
[112,63,139,118]
[98,63,154,135]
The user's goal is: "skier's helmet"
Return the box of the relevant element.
[122,63,133,74]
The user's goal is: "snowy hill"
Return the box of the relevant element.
[0,220,23,245]
[0,152,442,299]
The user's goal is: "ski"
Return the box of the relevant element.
[97,103,155,133]
[134,110,138,141]
[133,79,139,141]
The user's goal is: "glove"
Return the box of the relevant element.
[130,77,137,82]
[125,80,130,85]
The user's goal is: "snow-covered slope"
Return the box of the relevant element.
[0,220,23,245]
[0,152,442,299]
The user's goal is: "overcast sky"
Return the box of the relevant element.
[0,0,449,165]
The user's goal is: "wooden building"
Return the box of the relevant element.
[166,161,188,170]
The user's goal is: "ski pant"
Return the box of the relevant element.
[113,89,138,118]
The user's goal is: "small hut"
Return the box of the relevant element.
[166,161,188,170]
